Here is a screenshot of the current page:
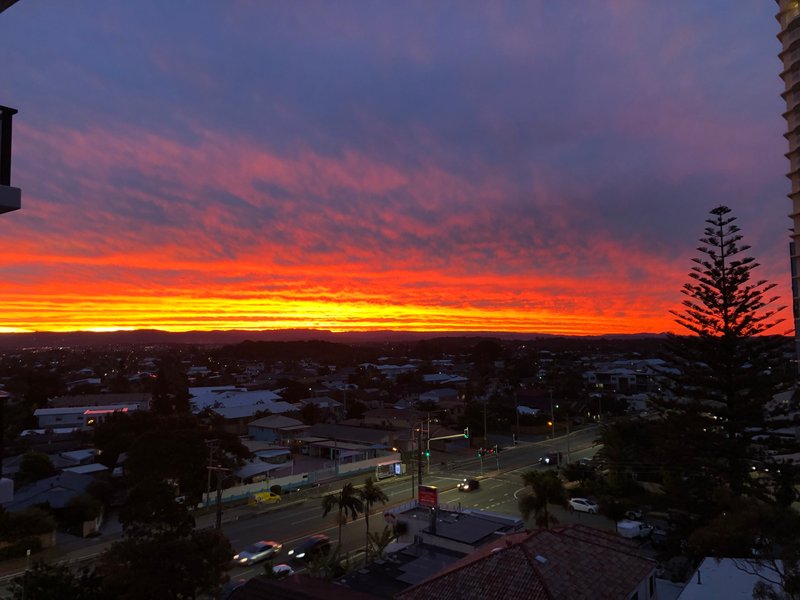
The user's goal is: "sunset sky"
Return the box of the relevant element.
[0,1,792,336]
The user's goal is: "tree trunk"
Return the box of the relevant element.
[364,501,371,561]
[338,503,343,547]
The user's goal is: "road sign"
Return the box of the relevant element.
[418,485,438,508]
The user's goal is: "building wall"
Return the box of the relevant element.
[37,413,86,429]
[248,426,279,443]
[777,0,800,356]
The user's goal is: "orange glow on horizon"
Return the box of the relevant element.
[0,292,683,336]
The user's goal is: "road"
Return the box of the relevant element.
[225,425,605,581]
[0,425,605,591]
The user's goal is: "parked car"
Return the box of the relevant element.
[272,564,294,578]
[288,534,331,562]
[624,508,643,520]
[617,519,653,540]
[457,478,480,491]
[568,497,599,514]
[233,540,282,566]
[539,452,563,466]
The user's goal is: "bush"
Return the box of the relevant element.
[61,494,102,528]
[1,508,55,541]
[0,536,43,561]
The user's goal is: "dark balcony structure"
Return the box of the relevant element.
[0,105,20,214]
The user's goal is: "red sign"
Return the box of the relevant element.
[418,485,438,508]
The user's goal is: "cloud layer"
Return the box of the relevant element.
[0,1,791,335]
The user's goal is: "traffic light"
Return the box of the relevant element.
[493,444,499,453]
[424,450,430,458]
[547,420,553,427]
[463,427,470,438]
[477,447,485,457]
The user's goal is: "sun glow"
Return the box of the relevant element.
[0,292,674,335]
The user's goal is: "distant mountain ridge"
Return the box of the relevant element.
[0,328,668,350]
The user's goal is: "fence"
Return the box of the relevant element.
[206,454,401,506]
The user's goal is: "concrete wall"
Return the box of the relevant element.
[208,453,401,506]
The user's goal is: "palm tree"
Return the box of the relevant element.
[518,470,568,528]
[321,482,364,547]
[359,478,389,561]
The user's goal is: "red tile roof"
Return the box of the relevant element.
[396,524,655,600]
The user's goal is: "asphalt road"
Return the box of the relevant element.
[0,424,606,592]
[225,425,606,581]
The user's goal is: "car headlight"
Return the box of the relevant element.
[288,549,294,555]
[239,558,248,564]
[297,552,306,558]
[233,554,240,560]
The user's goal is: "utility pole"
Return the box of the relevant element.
[207,464,229,530]
[417,425,423,490]
[204,439,218,507]
[409,425,416,499]
[483,397,488,448]
[566,416,571,464]
[549,388,555,440]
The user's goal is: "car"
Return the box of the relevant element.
[568,497,599,514]
[233,540,283,566]
[457,478,480,491]
[624,508,643,520]
[617,519,653,540]
[539,452,563,466]
[272,564,295,578]
[253,491,281,505]
[288,534,331,562]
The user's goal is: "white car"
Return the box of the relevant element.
[568,497,599,514]
[233,540,282,566]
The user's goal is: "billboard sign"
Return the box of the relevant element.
[418,485,438,508]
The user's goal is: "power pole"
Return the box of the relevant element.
[207,464,229,530]
[417,425,423,490]
[204,439,219,508]
[483,397,488,447]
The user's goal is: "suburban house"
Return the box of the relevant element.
[189,387,296,434]
[300,423,396,463]
[418,388,459,404]
[297,396,345,420]
[678,557,782,599]
[4,470,103,536]
[48,392,151,409]
[423,373,468,386]
[248,415,309,443]
[396,524,657,600]
[362,408,424,430]
[33,404,141,430]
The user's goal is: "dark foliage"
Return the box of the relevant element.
[10,562,106,600]
[661,205,789,492]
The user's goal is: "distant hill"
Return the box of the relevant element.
[0,328,669,350]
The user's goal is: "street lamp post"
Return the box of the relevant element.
[549,388,555,440]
